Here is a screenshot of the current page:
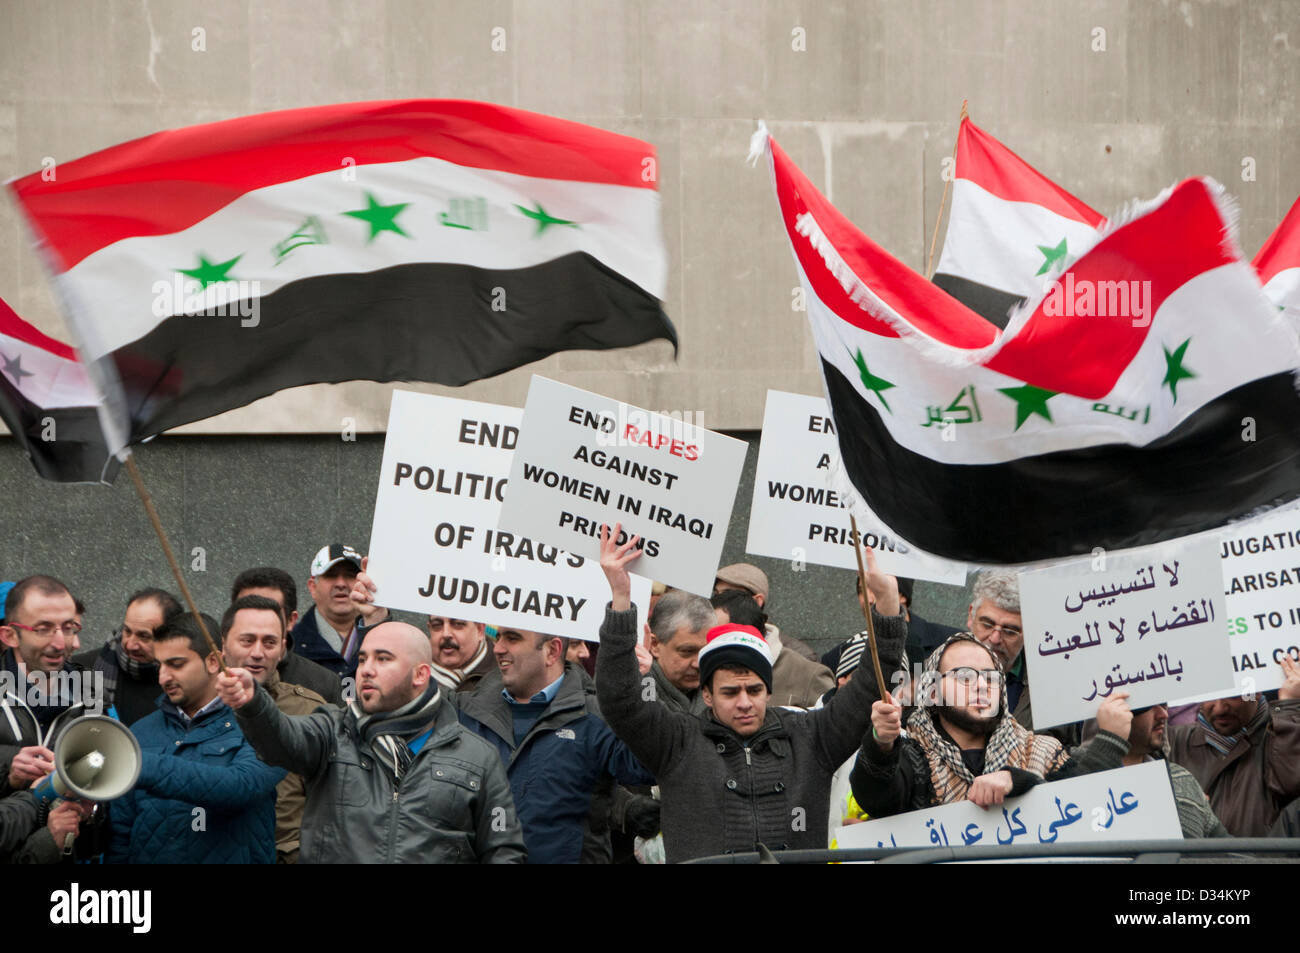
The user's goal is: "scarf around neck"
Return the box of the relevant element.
[1197,697,1270,756]
[348,681,442,779]
[430,638,489,691]
[651,661,705,716]
[907,633,1066,804]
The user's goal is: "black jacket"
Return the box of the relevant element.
[71,646,161,726]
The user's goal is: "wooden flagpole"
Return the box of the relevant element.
[925,99,969,279]
[848,514,888,697]
[125,454,227,672]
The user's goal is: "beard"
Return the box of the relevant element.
[936,704,999,738]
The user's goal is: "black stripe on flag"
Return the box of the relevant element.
[0,382,117,483]
[822,358,1300,563]
[931,273,1025,330]
[113,252,677,441]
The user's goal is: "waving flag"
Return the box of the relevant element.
[1253,195,1300,318]
[9,100,676,453]
[0,296,116,483]
[932,118,1104,328]
[766,130,1300,564]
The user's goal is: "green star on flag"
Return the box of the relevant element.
[1035,238,1068,276]
[850,347,896,414]
[1162,338,1197,403]
[515,201,579,235]
[343,193,411,242]
[998,384,1058,431]
[178,253,242,289]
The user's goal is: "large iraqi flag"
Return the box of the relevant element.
[932,117,1104,328]
[0,295,116,483]
[765,131,1300,564]
[8,100,676,453]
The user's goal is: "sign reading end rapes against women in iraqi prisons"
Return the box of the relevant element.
[746,391,966,585]
[1017,538,1234,730]
[497,376,749,597]
[834,761,1182,852]
[365,389,649,641]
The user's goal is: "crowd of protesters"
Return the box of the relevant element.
[2,525,1298,864]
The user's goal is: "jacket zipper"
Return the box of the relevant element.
[744,744,760,848]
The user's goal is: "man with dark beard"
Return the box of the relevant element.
[850,634,1133,815]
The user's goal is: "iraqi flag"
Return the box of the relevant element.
[8,100,675,453]
[932,117,1104,328]
[765,130,1300,564]
[0,295,117,483]
[1253,195,1300,318]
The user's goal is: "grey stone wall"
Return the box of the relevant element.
[0,431,973,658]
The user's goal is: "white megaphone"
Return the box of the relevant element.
[32,715,142,806]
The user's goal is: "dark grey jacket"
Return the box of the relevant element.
[235,684,525,864]
[596,603,905,863]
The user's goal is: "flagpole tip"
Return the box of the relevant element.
[746,120,770,168]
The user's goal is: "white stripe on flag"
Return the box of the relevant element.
[934,179,1101,298]
[64,155,667,359]
[0,332,99,409]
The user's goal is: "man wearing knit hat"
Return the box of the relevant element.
[598,524,907,862]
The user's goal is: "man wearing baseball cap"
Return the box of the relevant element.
[714,562,822,664]
[289,544,388,680]
[599,524,906,862]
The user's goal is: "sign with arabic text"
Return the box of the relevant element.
[834,761,1181,852]
[1018,539,1233,729]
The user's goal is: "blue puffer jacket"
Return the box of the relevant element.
[451,663,653,864]
[107,698,284,864]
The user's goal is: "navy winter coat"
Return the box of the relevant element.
[452,663,653,864]
[107,699,284,864]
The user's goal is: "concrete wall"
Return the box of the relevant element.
[2,0,1297,432]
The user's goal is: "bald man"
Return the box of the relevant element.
[217,621,526,863]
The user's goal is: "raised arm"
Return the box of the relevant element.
[593,523,693,778]
[220,670,334,781]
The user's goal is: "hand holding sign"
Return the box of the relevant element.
[600,522,642,613]
[967,770,1014,808]
[1279,655,1300,700]
[350,557,388,627]
[1095,692,1133,740]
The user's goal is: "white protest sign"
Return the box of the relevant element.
[365,390,649,641]
[1018,539,1233,729]
[498,376,748,596]
[835,761,1182,851]
[745,390,966,585]
[1191,509,1300,699]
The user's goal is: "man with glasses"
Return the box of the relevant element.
[963,568,1085,743]
[850,632,1133,816]
[0,576,97,795]
[73,588,182,726]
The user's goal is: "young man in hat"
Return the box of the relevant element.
[597,524,905,863]
[290,544,389,680]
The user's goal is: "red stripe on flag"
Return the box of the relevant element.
[958,119,1104,228]
[9,99,658,271]
[0,296,78,361]
[771,138,997,349]
[1253,195,1300,285]
[985,179,1235,399]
